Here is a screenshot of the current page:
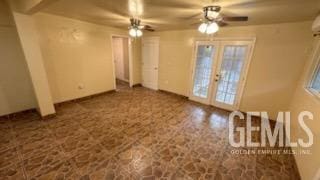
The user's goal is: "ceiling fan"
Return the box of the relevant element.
[129,18,155,37]
[197,5,248,34]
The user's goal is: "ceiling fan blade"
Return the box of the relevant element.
[181,12,202,20]
[223,16,248,21]
[143,25,153,29]
[190,22,201,26]
[145,28,155,32]
[217,21,228,27]
[139,24,155,31]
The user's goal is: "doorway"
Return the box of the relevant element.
[142,37,159,90]
[112,36,132,89]
[190,39,254,111]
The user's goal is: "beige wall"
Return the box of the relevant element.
[1,9,142,116]
[0,1,36,116]
[33,13,141,103]
[0,0,14,26]
[289,38,320,180]
[147,21,313,119]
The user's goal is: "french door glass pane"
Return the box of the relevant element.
[215,45,247,105]
[193,45,215,98]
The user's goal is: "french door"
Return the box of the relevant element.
[189,42,219,104]
[190,40,253,111]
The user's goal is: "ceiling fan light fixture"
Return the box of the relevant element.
[129,28,137,37]
[198,22,219,34]
[196,5,248,34]
[129,27,143,37]
[206,22,219,34]
[136,29,143,37]
[198,23,208,33]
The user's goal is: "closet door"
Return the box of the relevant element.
[142,37,159,90]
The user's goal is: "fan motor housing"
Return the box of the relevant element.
[203,6,221,12]
[130,18,141,27]
[203,6,221,21]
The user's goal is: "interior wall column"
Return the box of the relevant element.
[12,12,55,117]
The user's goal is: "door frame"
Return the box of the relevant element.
[141,36,160,90]
[111,34,134,88]
[188,37,256,110]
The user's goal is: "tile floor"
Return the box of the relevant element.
[0,82,300,180]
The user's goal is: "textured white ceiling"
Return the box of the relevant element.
[43,0,320,31]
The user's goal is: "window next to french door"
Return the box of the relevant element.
[311,67,320,91]
[307,52,320,98]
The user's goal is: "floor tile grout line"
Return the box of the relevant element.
[66,104,144,178]
[1,84,301,179]
[6,116,29,180]
[38,117,85,178]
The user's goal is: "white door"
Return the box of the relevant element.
[190,42,219,104]
[113,38,125,80]
[190,40,253,111]
[142,37,159,90]
[212,41,253,110]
